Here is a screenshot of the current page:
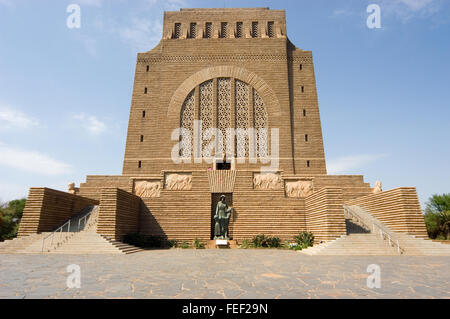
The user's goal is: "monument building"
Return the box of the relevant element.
[11,8,434,253]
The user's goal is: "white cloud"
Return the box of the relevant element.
[327,154,387,174]
[0,142,72,175]
[0,182,28,202]
[397,0,434,11]
[118,18,163,52]
[380,0,440,21]
[77,0,104,7]
[0,106,39,129]
[72,113,107,135]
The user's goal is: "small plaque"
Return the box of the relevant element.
[216,240,228,246]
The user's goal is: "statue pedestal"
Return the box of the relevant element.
[206,240,237,249]
[216,239,228,246]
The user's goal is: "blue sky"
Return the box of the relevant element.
[0,0,449,207]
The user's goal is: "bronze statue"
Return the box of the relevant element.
[214,195,232,239]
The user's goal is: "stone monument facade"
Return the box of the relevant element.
[17,8,428,244]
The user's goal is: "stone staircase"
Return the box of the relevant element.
[300,233,399,256]
[300,205,450,256]
[394,233,450,256]
[0,232,51,254]
[0,205,143,255]
[48,232,143,254]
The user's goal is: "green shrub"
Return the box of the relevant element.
[424,194,450,240]
[252,234,268,247]
[123,233,163,248]
[294,232,314,248]
[180,241,190,249]
[193,238,205,249]
[240,239,251,249]
[251,234,282,248]
[168,239,178,248]
[290,244,303,251]
[267,236,281,248]
[0,199,26,241]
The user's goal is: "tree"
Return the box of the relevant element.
[424,194,450,240]
[0,198,26,241]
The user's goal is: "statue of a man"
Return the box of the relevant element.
[214,195,232,239]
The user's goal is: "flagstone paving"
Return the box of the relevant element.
[0,250,449,299]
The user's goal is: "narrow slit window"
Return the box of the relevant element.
[236,22,243,38]
[299,64,303,71]
[307,160,310,168]
[303,109,306,117]
[144,87,148,94]
[305,134,308,142]
[173,23,181,39]
[220,22,228,38]
[267,21,274,37]
[301,86,304,93]
[205,22,212,38]
[138,161,142,168]
[140,135,144,142]
[142,110,146,118]
[146,65,149,72]
[189,22,196,38]
[251,21,259,38]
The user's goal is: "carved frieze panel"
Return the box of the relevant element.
[164,173,192,191]
[134,180,161,198]
[285,180,314,198]
[253,173,283,190]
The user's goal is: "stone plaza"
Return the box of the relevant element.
[0,251,449,299]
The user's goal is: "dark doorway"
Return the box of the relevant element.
[216,162,231,170]
[211,193,233,240]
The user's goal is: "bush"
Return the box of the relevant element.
[424,194,450,240]
[193,238,205,249]
[168,239,178,248]
[123,233,163,248]
[0,199,26,241]
[290,244,304,251]
[240,239,251,249]
[180,241,190,249]
[251,234,282,248]
[294,232,314,248]
[267,236,281,248]
[252,234,268,247]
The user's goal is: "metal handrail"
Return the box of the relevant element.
[41,208,94,252]
[41,219,71,252]
[343,205,404,254]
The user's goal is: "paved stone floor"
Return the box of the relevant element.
[0,250,449,299]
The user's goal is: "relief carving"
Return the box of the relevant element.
[285,180,314,198]
[165,173,192,191]
[253,173,283,190]
[135,180,161,198]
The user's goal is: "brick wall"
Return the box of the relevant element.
[305,188,346,242]
[97,188,141,240]
[18,188,98,237]
[345,187,428,237]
